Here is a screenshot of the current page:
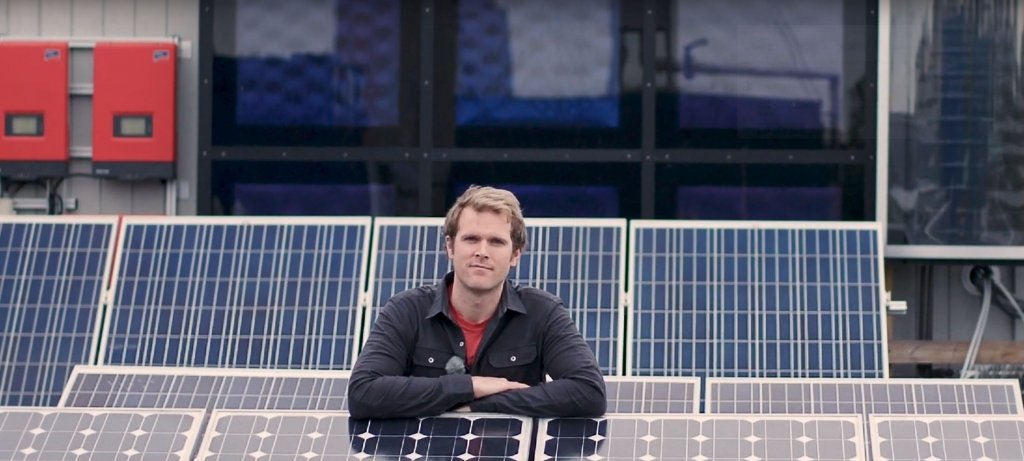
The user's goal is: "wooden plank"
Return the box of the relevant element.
[889,340,1024,364]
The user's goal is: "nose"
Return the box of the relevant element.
[473,246,489,259]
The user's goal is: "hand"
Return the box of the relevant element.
[470,376,529,398]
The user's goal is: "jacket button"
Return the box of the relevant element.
[459,341,464,347]
[510,356,517,362]
[428,357,435,364]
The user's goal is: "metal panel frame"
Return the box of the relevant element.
[0,406,205,461]
[0,216,119,406]
[626,220,889,377]
[58,364,352,407]
[603,376,702,414]
[869,414,1024,461]
[535,414,866,461]
[98,216,372,369]
[198,410,533,461]
[705,377,1024,415]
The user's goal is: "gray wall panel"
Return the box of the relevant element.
[133,0,166,35]
[40,0,71,35]
[8,0,41,35]
[70,0,103,34]
[100,0,135,35]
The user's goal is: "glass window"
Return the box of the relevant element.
[211,161,420,216]
[888,1,1024,246]
[656,164,867,220]
[433,0,641,148]
[657,0,873,149]
[436,162,641,217]
[211,0,418,146]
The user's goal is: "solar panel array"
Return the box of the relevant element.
[100,217,371,370]
[870,415,1024,461]
[197,411,532,461]
[705,378,1024,415]
[604,377,701,414]
[629,221,887,378]
[0,217,117,406]
[0,408,204,461]
[59,366,351,411]
[536,415,864,461]
[368,217,627,375]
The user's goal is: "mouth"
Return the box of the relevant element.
[469,264,492,271]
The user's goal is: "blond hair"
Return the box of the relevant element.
[444,185,527,252]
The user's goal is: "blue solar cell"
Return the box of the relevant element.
[0,218,116,406]
[367,218,626,375]
[629,222,886,378]
[101,218,370,369]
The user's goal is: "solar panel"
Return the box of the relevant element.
[367,217,627,375]
[628,221,887,378]
[705,378,1024,415]
[99,217,371,369]
[59,365,351,411]
[0,217,117,406]
[536,414,865,460]
[870,415,1024,461]
[197,411,532,461]
[0,407,204,460]
[603,377,701,414]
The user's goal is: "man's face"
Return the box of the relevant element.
[446,207,522,296]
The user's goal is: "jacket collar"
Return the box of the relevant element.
[427,272,528,319]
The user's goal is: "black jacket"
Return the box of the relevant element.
[348,273,606,418]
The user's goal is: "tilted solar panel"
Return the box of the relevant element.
[0,217,117,406]
[870,415,1024,461]
[706,378,1024,415]
[603,377,701,414]
[367,217,627,374]
[536,414,864,461]
[629,221,887,378]
[59,365,351,411]
[0,407,203,461]
[100,217,371,370]
[197,410,532,460]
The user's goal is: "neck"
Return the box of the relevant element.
[450,281,502,323]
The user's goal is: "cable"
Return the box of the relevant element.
[960,275,992,378]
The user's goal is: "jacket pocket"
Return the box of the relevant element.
[487,345,537,368]
[412,346,453,371]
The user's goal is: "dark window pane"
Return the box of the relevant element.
[211,161,420,216]
[212,0,418,146]
[656,164,866,220]
[434,0,641,148]
[888,1,1024,245]
[657,0,873,149]
[437,162,641,217]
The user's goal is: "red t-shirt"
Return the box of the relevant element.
[448,291,490,367]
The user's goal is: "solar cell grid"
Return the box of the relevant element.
[603,377,701,413]
[705,378,1024,415]
[0,217,117,406]
[197,411,531,461]
[367,217,627,375]
[100,217,370,370]
[60,366,351,411]
[870,415,1024,461]
[0,407,204,461]
[629,221,887,378]
[536,414,865,461]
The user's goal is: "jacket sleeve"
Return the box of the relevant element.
[468,303,607,417]
[347,298,475,418]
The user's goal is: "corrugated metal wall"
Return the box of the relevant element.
[0,0,198,215]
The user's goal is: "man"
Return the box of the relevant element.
[348,186,606,418]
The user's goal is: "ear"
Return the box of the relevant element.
[510,247,522,267]
[445,236,454,259]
